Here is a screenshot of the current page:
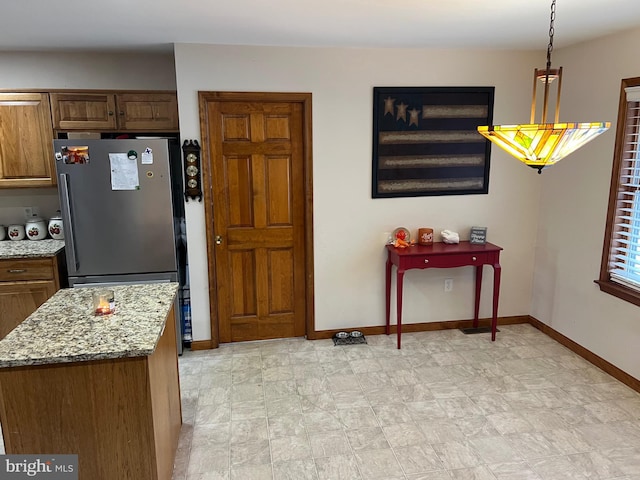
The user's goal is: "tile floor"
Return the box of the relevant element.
[172,324,640,480]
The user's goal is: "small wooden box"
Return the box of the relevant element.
[469,226,487,244]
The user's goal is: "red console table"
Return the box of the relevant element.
[385,241,503,349]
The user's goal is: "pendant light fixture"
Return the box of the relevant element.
[477,0,610,174]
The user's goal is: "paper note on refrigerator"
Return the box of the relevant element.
[109,153,140,190]
[141,147,153,164]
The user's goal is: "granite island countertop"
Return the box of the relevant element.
[0,282,179,368]
[0,239,65,259]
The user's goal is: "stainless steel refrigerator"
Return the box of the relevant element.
[54,138,187,353]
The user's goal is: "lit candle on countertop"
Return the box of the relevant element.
[93,290,115,316]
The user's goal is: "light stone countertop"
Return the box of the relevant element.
[0,239,65,259]
[0,282,179,368]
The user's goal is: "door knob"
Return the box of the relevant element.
[215,235,223,245]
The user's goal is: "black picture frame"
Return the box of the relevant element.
[372,86,494,198]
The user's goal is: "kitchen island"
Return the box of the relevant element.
[0,283,182,480]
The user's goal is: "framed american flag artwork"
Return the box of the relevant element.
[372,86,495,198]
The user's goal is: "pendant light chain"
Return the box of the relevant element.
[540,0,557,129]
[546,0,556,71]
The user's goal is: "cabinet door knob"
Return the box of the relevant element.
[472,256,477,261]
[108,111,114,116]
[215,236,223,245]
[424,259,429,264]
[119,111,124,116]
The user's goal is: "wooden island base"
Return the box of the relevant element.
[0,306,182,480]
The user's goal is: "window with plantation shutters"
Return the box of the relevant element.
[598,77,640,306]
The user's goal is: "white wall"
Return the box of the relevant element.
[0,51,177,226]
[532,27,640,379]
[174,44,542,342]
[0,51,176,90]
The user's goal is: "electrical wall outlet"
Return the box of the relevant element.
[444,278,453,292]
[23,207,39,219]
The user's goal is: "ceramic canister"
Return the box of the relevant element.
[25,216,48,240]
[8,224,25,241]
[48,214,64,240]
[418,227,434,245]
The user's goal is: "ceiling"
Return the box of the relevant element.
[1,0,639,52]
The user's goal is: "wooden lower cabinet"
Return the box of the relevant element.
[0,306,182,480]
[0,280,57,339]
[0,255,63,339]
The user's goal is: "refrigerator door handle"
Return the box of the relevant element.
[59,173,79,273]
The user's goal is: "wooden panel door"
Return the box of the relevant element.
[0,280,57,339]
[50,92,117,130]
[0,93,56,188]
[116,93,179,131]
[201,93,312,343]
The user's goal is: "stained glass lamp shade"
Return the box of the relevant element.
[478,122,610,173]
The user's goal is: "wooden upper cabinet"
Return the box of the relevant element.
[50,91,179,132]
[116,93,179,131]
[50,92,117,130]
[0,93,56,188]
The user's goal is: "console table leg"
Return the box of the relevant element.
[396,270,404,349]
[385,259,392,335]
[473,265,483,328]
[492,264,502,341]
